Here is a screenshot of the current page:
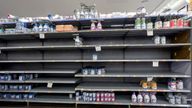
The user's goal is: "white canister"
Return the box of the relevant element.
[161,36,166,44]
[131,92,137,103]
[150,94,157,103]
[154,36,161,44]
[144,94,150,103]
[137,93,143,103]
[176,80,184,90]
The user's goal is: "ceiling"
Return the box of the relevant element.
[0,0,170,17]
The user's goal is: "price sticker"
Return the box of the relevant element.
[147,77,153,82]
[47,82,53,88]
[95,46,101,52]
[92,54,98,60]
[39,33,45,39]
[152,61,159,67]
[147,29,153,36]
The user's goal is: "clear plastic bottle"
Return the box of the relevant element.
[97,21,102,30]
[141,17,146,29]
[91,22,96,30]
[39,23,43,32]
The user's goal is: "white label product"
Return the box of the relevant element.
[161,36,166,44]
[154,36,161,44]
[131,92,137,103]
[176,80,184,90]
[150,94,157,103]
[147,22,153,29]
[169,96,175,104]
[144,94,150,103]
[137,93,143,103]
[175,95,182,104]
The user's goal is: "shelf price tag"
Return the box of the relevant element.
[152,61,159,67]
[92,54,98,60]
[147,77,153,81]
[47,82,53,88]
[39,33,45,39]
[95,46,101,52]
[147,29,153,36]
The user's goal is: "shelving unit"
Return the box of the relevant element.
[0,16,191,108]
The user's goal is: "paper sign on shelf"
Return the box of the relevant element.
[92,54,98,60]
[95,46,101,52]
[47,82,53,88]
[147,77,153,81]
[152,61,159,67]
[147,29,153,36]
[39,33,45,39]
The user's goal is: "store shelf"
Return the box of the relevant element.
[76,96,191,107]
[0,70,77,74]
[0,87,75,94]
[0,43,190,51]
[0,78,80,84]
[0,59,190,63]
[0,28,191,39]
[0,96,75,104]
[75,71,191,78]
[29,96,75,104]
[75,83,191,93]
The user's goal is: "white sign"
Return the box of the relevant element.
[95,46,101,52]
[47,82,53,88]
[152,61,159,67]
[147,77,153,82]
[147,29,153,36]
[93,54,98,60]
[39,33,45,39]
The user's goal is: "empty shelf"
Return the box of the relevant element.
[0,78,80,84]
[75,72,191,78]
[0,59,190,63]
[0,43,190,51]
[0,70,77,74]
[0,87,75,94]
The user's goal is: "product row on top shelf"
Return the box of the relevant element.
[0,14,191,35]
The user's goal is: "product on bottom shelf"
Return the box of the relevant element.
[166,93,187,104]
[81,66,106,75]
[0,93,35,100]
[131,92,157,104]
[168,78,184,90]
[76,91,115,102]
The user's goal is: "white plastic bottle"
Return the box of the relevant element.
[91,22,96,30]
[144,93,150,103]
[150,93,157,103]
[137,93,143,103]
[97,21,102,30]
[131,92,137,103]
